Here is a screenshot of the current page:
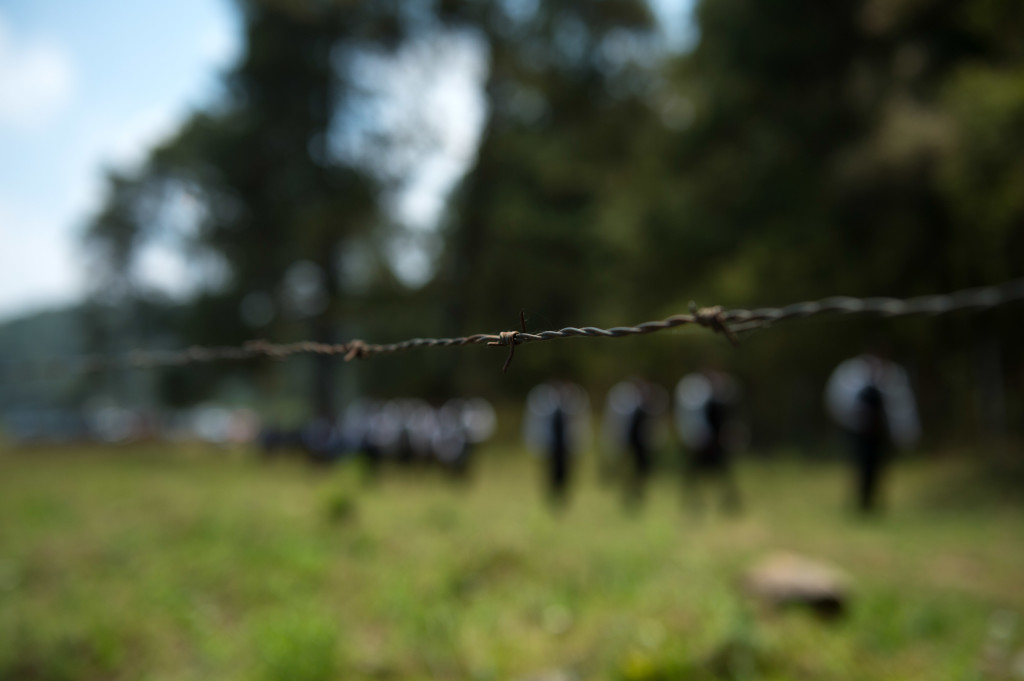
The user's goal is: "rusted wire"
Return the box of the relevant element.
[9,278,1024,376]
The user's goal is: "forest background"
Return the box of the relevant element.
[4,0,1023,449]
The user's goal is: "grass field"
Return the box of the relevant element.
[1,443,1022,681]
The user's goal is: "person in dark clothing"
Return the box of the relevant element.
[852,384,888,513]
[525,382,590,509]
[434,400,473,479]
[432,397,497,480]
[675,369,743,514]
[603,379,668,508]
[301,417,346,465]
[357,428,382,477]
[626,405,652,497]
[395,423,416,466]
[826,353,920,514]
[340,400,382,479]
[549,405,571,503]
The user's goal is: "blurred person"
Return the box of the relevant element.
[395,399,438,466]
[365,399,429,466]
[227,409,261,445]
[345,398,436,473]
[341,399,386,476]
[524,382,591,507]
[433,404,471,477]
[258,423,301,458]
[300,416,347,464]
[825,351,920,514]
[259,419,348,464]
[432,398,497,478]
[603,379,669,507]
[675,367,744,514]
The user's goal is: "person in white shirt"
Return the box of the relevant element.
[603,379,668,507]
[524,382,590,508]
[825,352,920,513]
[675,367,743,513]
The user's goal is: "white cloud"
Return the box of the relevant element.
[649,0,698,51]
[0,103,189,321]
[135,244,191,296]
[396,155,470,231]
[0,3,240,322]
[198,20,239,66]
[0,198,81,316]
[335,30,487,231]
[328,31,487,288]
[102,105,181,170]
[66,106,184,230]
[0,14,75,130]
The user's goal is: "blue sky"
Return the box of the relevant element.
[0,0,692,323]
[0,0,238,320]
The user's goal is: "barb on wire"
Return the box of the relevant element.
[8,278,1024,378]
[488,310,528,373]
[689,302,740,346]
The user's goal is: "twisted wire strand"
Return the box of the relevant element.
[8,278,1024,376]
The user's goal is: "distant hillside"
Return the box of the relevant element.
[0,306,86,361]
[0,302,274,420]
[0,302,187,413]
[0,305,91,412]
[0,302,334,423]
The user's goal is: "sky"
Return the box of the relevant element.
[0,0,238,321]
[0,0,693,323]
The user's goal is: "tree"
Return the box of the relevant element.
[85,0,412,417]
[432,0,665,392]
[655,0,1024,441]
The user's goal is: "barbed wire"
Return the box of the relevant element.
[7,278,1024,378]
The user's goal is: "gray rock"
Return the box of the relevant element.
[742,552,851,619]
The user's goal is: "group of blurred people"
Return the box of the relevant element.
[524,367,746,512]
[261,397,496,476]
[525,350,919,515]
[4,405,262,446]
[259,350,919,515]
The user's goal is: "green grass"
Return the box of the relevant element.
[1,443,1022,680]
